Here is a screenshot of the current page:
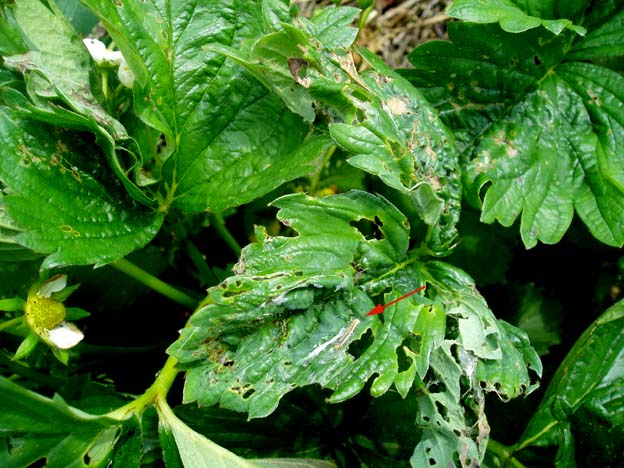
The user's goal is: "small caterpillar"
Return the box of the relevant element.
[332,318,361,350]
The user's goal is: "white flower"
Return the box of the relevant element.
[83,38,123,67]
[24,275,84,350]
[117,56,135,88]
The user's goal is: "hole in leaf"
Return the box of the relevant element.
[427,379,446,394]
[486,333,499,351]
[435,401,449,422]
[284,361,292,366]
[410,334,423,351]
[347,328,373,356]
[351,88,370,103]
[397,346,412,372]
[477,180,491,202]
[428,458,436,465]
[349,218,384,241]
[242,387,255,399]
[84,453,91,464]
[445,316,459,340]
[533,55,541,66]
[222,289,242,298]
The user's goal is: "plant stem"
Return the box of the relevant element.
[111,258,197,309]
[487,439,526,468]
[308,144,336,195]
[209,213,241,257]
[0,316,23,333]
[107,354,179,420]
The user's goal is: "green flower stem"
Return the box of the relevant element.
[0,316,23,333]
[487,439,526,468]
[108,354,179,420]
[209,213,241,257]
[111,258,197,309]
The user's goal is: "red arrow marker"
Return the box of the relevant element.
[366,285,427,316]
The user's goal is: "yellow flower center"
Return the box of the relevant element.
[25,295,67,331]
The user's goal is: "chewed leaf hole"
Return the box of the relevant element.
[435,400,449,422]
[349,217,385,241]
[397,346,412,372]
[486,333,499,351]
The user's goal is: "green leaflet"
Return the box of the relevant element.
[82,0,327,214]
[403,7,624,248]
[447,0,586,35]
[518,299,624,462]
[1,0,152,206]
[168,191,540,466]
[0,108,162,268]
[0,375,314,468]
[158,401,261,468]
[0,197,42,263]
[0,375,120,467]
[203,3,460,251]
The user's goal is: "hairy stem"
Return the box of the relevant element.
[111,258,197,309]
[209,213,241,257]
[108,354,180,420]
[487,439,526,468]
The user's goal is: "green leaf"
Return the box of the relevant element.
[0,375,122,467]
[519,299,624,452]
[169,191,539,465]
[0,297,25,312]
[0,197,43,262]
[403,15,624,248]
[447,0,586,35]
[0,5,28,56]
[81,0,326,214]
[0,109,163,268]
[567,9,624,60]
[55,0,99,37]
[207,5,461,250]
[157,402,260,468]
[252,460,336,468]
[331,49,461,250]
[2,0,152,205]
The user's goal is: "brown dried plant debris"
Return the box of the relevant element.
[296,0,452,69]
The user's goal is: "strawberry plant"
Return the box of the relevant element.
[0,0,622,467]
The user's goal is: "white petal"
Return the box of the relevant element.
[47,322,84,349]
[83,38,123,66]
[117,57,135,88]
[100,50,123,67]
[38,274,67,298]
[83,38,107,61]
